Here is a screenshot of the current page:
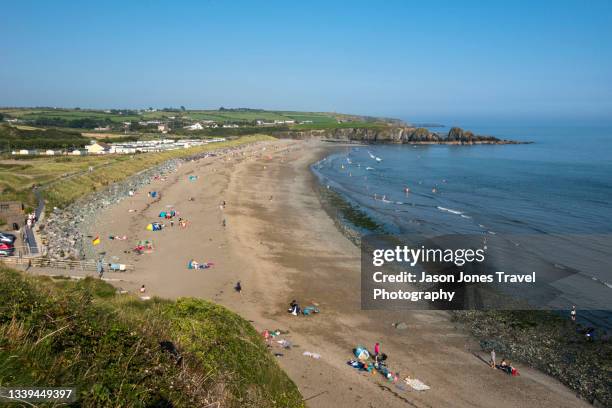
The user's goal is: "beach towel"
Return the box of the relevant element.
[303,351,321,359]
[404,378,430,391]
[303,306,320,315]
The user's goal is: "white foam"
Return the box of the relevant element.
[437,206,463,215]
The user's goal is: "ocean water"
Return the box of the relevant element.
[311,124,612,329]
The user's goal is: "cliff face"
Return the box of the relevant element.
[272,126,525,144]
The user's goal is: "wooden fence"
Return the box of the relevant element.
[0,256,134,272]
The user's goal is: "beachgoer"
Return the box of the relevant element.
[97,259,104,278]
[263,329,271,346]
[222,219,226,228]
[585,327,595,341]
[289,300,299,315]
[374,342,380,357]
[490,349,496,368]
[235,281,242,294]
[170,219,174,227]
[139,285,146,293]
[571,305,577,321]
[498,359,512,374]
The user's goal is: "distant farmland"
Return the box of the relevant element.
[0,107,394,131]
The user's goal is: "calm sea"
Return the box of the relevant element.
[312,123,612,330]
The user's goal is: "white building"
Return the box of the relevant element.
[86,141,110,155]
[184,123,204,130]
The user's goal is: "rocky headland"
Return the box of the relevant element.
[274,126,530,144]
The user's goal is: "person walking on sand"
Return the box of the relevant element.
[97,259,104,279]
[571,305,577,321]
[490,349,496,368]
[234,281,242,294]
[374,342,380,357]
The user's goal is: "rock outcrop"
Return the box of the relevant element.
[273,126,527,144]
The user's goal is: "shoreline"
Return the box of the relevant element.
[27,139,591,408]
[310,150,610,406]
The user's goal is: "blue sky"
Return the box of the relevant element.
[1,0,611,123]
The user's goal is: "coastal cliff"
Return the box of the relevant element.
[273,126,528,144]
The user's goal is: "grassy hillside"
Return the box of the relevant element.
[0,123,89,150]
[0,134,275,209]
[0,266,303,407]
[1,107,397,131]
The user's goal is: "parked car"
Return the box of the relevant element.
[0,242,14,256]
[0,232,17,244]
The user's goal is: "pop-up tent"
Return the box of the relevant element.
[146,222,163,231]
[354,346,370,361]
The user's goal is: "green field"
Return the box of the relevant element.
[0,266,304,407]
[292,120,388,130]
[1,107,390,130]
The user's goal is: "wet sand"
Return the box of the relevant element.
[80,139,588,408]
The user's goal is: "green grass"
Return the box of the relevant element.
[0,266,303,407]
[1,107,387,127]
[292,121,389,130]
[0,135,275,209]
[0,123,90,149]
[3,109,141,123]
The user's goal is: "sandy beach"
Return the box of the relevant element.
[73,139,589,408]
